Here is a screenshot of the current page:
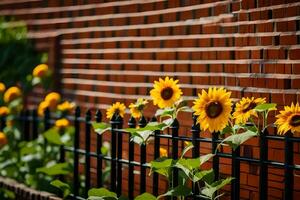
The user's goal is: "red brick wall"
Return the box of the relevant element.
[1,0,300,199]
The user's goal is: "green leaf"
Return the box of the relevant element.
[88,188,117,199]
[222,130,257,150]
[92,122,111,135]
[124,121,168,134]
[158,185,192,199]
[254,103,277,112]
[135,193,156,200]
[150,158,174,178]
[50,179,71,198]
[201,177,233,199]
[36,162,72,176]
[220,125,234,135]
[155,108,175,117]
[118,196,129,200]
[178,170,189,185]
[131,130,153,145]
[176,158,200,171]
[88,197,107,200]
[193,169,214,183]
[180,142,194,158]
[65,126,75,135]
[20,144,37,156]
[200,154,215,166]
[150,158,174,169]
[43,127,63,145]
[162,118,174,127]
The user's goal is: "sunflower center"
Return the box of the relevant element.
[243,102,257,113]
[206,101,223,118]
[290,115,300,126]
[161,87,174,100]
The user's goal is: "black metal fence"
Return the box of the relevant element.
[3,107,300,200]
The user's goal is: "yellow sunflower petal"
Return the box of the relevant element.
[275,102,300,135]
[150,77,182,109]
[192,87,232,133]
[106,102,126,120]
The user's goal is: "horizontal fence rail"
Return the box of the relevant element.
[1,107,299,200]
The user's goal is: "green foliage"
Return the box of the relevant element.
[200,177,234,200]
[122,119,173,145]
[50,180,71,198]
[134,193,156,200]
[92,122,111,135]
[0,17,46,87]
[43,128,63,145]
[158,185,192,199]
[88,188,118,200]
[36,162,72,176]
[0,187,15,199]
[254,103,277,112]
[222,130,258,150]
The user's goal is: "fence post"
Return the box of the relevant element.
[139,116,147,194]
[259,129,268,200]
[0,116,5,130]
[31,109,38,140]
[231,147,240,200]
[23,110,30,141]
[116,115,123,196]
[110,114,117,192]
[212,132,219,181]
[191,114,200,197]
[85,109,91,198]
[44,108,51,131]
[152,116,160,196]
[96,110,103,187]
[284,131,293,200]
[43,108,50,158]
[170,118,179,199]
[73,107,80,197]
[128,116,136,200]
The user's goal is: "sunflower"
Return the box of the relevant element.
[58,101,75,113]
[275,102,300,135]
[0,106,9,117]
[129,98,148,118]
[45,92,61,109]
[0,132,7,147]
[38,101,50,116]
[150,77,182,109]
[55,118,70,130]
[233,97,266,125]
[33,64,49,77]
[160,147,168,157]
[0,82,5,93]
[106,102,126,120]
[192,87,232,133]
[4,86,22,103]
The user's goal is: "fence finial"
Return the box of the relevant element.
[75,106,80,116]
[128,116,136,127]
[138,116,147,128]
[95,109,102,122]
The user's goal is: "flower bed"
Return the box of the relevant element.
[0,176,61,200]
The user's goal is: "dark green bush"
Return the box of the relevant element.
[0,17,46,87]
